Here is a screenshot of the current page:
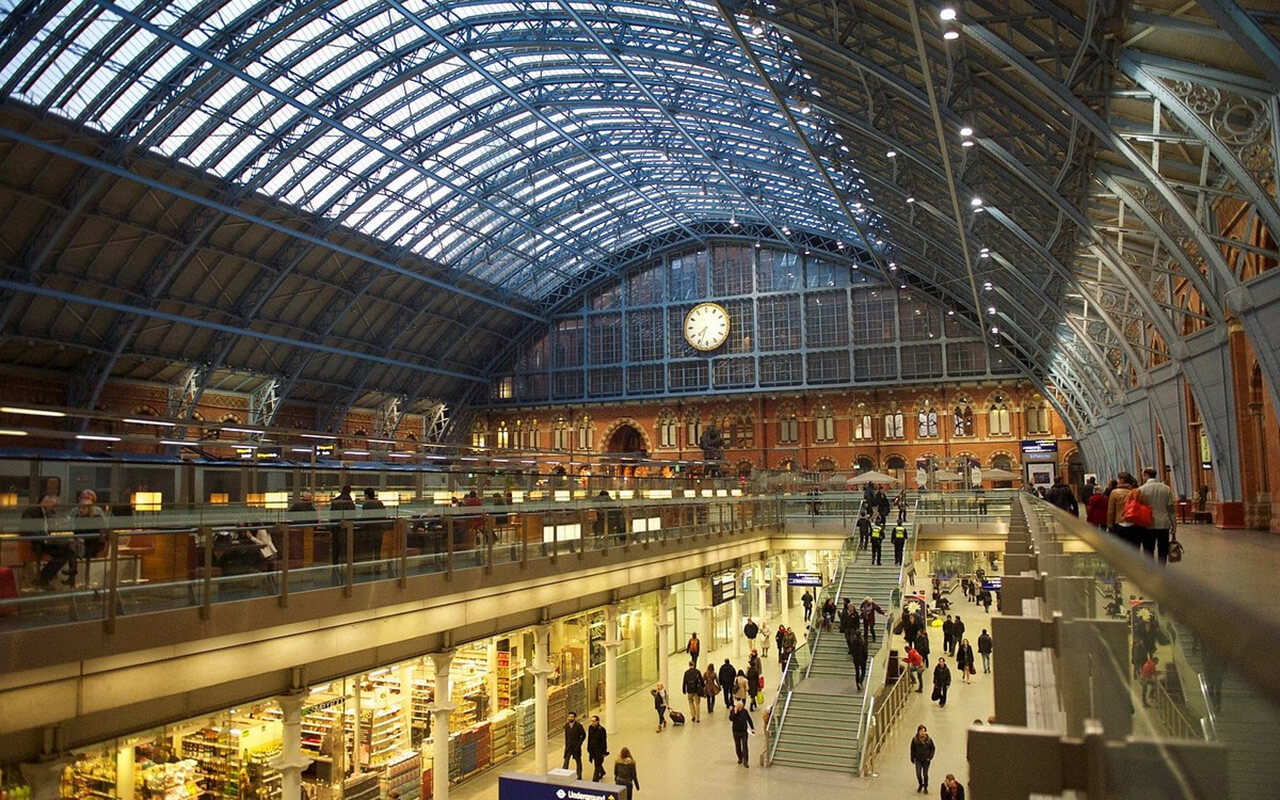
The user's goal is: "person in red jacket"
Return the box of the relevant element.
[901,645,924,692]
[1085,486,1108,529]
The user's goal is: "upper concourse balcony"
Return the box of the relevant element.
[0,491,809,761]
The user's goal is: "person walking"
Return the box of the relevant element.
[702,663,720,715]
[1106,472,1140,547]
[745,659,761,711]
[914,624,931,668]
[849,628,869,691]
[932,657,952,707]
[1139,467,1177,564]
[686,632,701,668]
[733,669,750,708]
[650,684,669,732]
[891,521,908,565]
[861,596,886,642]
[856,512,872,551]
[586,715,608,782]
[728,700,755,767]
[801,589,814,622]
[909,725,936,793]
[950,615,965,657]
[612,748,639,797]
[977,629,993,674]
[743,616,759,648]
[940,773,965,800]
[869,518,884,565]
[955,639,975,684]
[760,623,771,658]
[942,614,955,655]
[562,711,586,779]
[681,661,704,722]
[718,658,737,710]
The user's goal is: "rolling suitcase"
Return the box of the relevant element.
[668,710,685,725]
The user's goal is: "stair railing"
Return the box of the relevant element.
[764,640,810,766]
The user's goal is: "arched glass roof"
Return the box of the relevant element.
[0,0,883,301]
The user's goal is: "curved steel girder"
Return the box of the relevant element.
[1121,52,1280,241]
[0,124,544,325]
[802,100,1142,383]
[549,0,787,243]
[756,21,1167,379]
[712,0,896,291]
[0,277,484,383]
[86,1,618,299]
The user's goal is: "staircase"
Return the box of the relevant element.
[770,508,914,772]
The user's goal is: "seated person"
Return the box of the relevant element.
[214,525,276,574]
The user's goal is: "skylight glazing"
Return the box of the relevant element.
[0,0,883,303]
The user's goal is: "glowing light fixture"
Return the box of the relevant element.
[939,7,958,21]
[1,406,65,417]
[76,434,120,442]
[0,429,28,436]
[132,491,163,512]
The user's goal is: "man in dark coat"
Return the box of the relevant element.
[718,658,737,710]
[562,711,586,779]
[586,715,608,782]
[848,628,869,690]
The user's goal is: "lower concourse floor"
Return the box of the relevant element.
[452,551,1001,800]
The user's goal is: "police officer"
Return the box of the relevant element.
[891,522,908,565]
[869,516,884,565]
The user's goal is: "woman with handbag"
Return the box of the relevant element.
[1106,472,1142,548]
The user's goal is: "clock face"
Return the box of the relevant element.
[683,302,731,351]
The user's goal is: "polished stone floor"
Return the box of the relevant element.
[451,552,999,799]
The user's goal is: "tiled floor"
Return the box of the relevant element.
[450,552,999,799]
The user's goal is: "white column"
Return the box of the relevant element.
[755,563,767,621]
[531,624,553,775]
[730,572,743,657]
[657,588,673,694]
[116,740,136,800]
[697,577,714,653]
[271,693,312,800]
[603,604,620,730]
[426,651,455,800]
[398,662,416,745]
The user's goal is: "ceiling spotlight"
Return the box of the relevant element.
[961,139,975,148]
[906,195,916,203]
[782,225,791,234]
[943,26,960,41]
[987,306,996,315]
[796,99,812,114]
[947,310,956,316]
[730,214,738,227]
[960,126,974,137]
[755,240,762,248]
[939,7,958,21]
[889,263,898,271]
[970,196,983,207]
[886,149,897,158]
[990,325,1000,334]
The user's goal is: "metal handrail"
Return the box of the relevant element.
[765,642,809,765]
[859,636,915,775]
[1196,672,1218,740]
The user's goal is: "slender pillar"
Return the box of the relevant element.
[729,572,743,657]
[397,662,415,745]
[603,604,620,730]
[271,693,312,800]
[116,740,135,800]
[531,624,554,774]
[426,651,456,800]
[657,588,673,694]
[755,563,767,620]
[697,577,714,653]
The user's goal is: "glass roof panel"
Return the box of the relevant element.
[0,0,873,302]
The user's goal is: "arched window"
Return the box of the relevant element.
[954,405,974,437]
[779,459,798,472]
[552,416,570,450]
[685,410,703,449]
[657,410,678,449]
[852,405,874,440]
[988,395,1011,437]
[883,408,905,439]
[778,405,799,444]
[576,414,594,451]
[814,404,835,443]
[732,409,755,448]
[525,419,540,450]
[470,421,487,449]
[495,421,510,449]
[916,403,939,438]
[992,453,1013,471]
[886,455,907,471]
[512,419,525,449]
[814,458,836,479]
[855,456,875,474]
[1025,397,1050,434]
